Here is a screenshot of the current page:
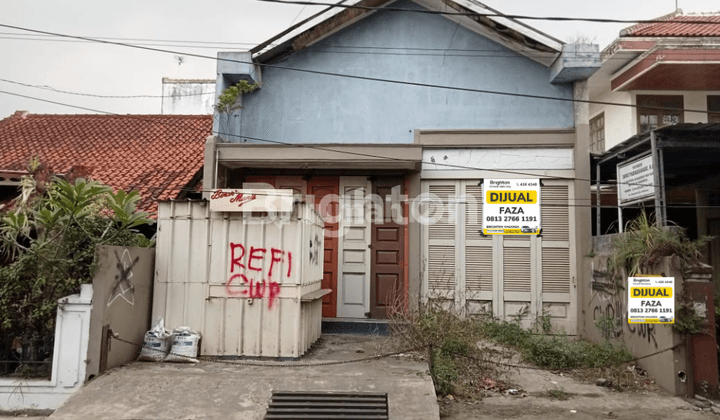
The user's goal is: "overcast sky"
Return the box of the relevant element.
[1,0,718,118]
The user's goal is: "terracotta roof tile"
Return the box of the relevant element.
[622,13,720,37]
[0,111,212,216]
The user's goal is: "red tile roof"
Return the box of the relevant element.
[0,111,212,215]
[622,12,720,37]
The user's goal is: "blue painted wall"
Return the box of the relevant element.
[219,0,574,144]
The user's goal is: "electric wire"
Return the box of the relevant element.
[0,78,215,99]
[247,0,720,25]
[5,32,720,61]
[3,87,720,209]
[0,23,716,116]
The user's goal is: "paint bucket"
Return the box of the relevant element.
[164,327,201,363]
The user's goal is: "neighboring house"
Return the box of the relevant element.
[197,0,601,334]
[588,12,720,285]
[161,78,216,115]
[588,10,720,153]
[0,111,212,215]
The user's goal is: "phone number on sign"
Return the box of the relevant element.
[486,216,537,222]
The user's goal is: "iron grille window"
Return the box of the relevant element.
[637,95,684,134]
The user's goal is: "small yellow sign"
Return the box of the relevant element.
[486,191,538,204]
[630,287,673,298]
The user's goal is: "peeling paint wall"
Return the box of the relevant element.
[161,79,215,115]
[222,0,573,144]
[421,148,574,171]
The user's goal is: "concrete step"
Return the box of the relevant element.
[322,318,389,335]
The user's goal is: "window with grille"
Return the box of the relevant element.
[590,113,605,153]
[637,95,683,134]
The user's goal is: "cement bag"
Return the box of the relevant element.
[164,327,201,363]
[138,317,172,362]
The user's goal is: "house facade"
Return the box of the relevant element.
[587,11,720,154]
[203,0,600,333]
[588,12,720,287]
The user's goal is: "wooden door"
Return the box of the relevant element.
[370,179,405,318]
[308,177,340,318]
[338,177,371,318]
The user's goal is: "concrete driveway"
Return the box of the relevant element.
[48,334,439,420]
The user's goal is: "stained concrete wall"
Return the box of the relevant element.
[584,235,687,395]
[219,0,573,144]
[86,246,155,381]
[161,78,216,115]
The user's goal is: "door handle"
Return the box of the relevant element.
[368,244,374,249]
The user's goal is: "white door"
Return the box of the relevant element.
[338,176,372,318]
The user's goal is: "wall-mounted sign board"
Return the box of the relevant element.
[617,154,655,205]
[482,179,541,235]
[209,189,293,212]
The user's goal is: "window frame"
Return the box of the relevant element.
[589,112,605,153]
[636,95,684,134]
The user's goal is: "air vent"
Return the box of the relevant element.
[264,391,389,420]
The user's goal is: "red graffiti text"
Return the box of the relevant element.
[225,274,281,309]
[230,243,292,278]
[226,242,293,309]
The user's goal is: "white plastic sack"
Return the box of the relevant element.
[164,327,201,363]
[138,316,172,362]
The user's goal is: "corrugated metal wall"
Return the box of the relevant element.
[153,200,325,357]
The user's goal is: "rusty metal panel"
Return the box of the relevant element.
[153,200,325,357]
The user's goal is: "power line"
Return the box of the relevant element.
[5,33,720,62]
[0,23,715,116]
[10,33,720,62]
[3,87,720,202]
[0,31,266,47]
[0,78,215,99]
[248,0,720,25]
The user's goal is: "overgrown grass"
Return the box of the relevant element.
[477,317,632,370]
[390,306,639,396]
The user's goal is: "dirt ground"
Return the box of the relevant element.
[438,360,714,420]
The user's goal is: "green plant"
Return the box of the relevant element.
[431,349,458,396]
[509,305,529,325]
[216,80,260,113]
[594,313,617,342]
[388,304,504,398]
[532,309,554,335]
[674,288,708,334]
[547,388,569,400]
[585,249,597,258]
[0,171,153,335]
[608,212,710,277]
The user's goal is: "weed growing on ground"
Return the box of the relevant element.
[390,303,643,396]
[388,304,508,398]
[547,388,569,400]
